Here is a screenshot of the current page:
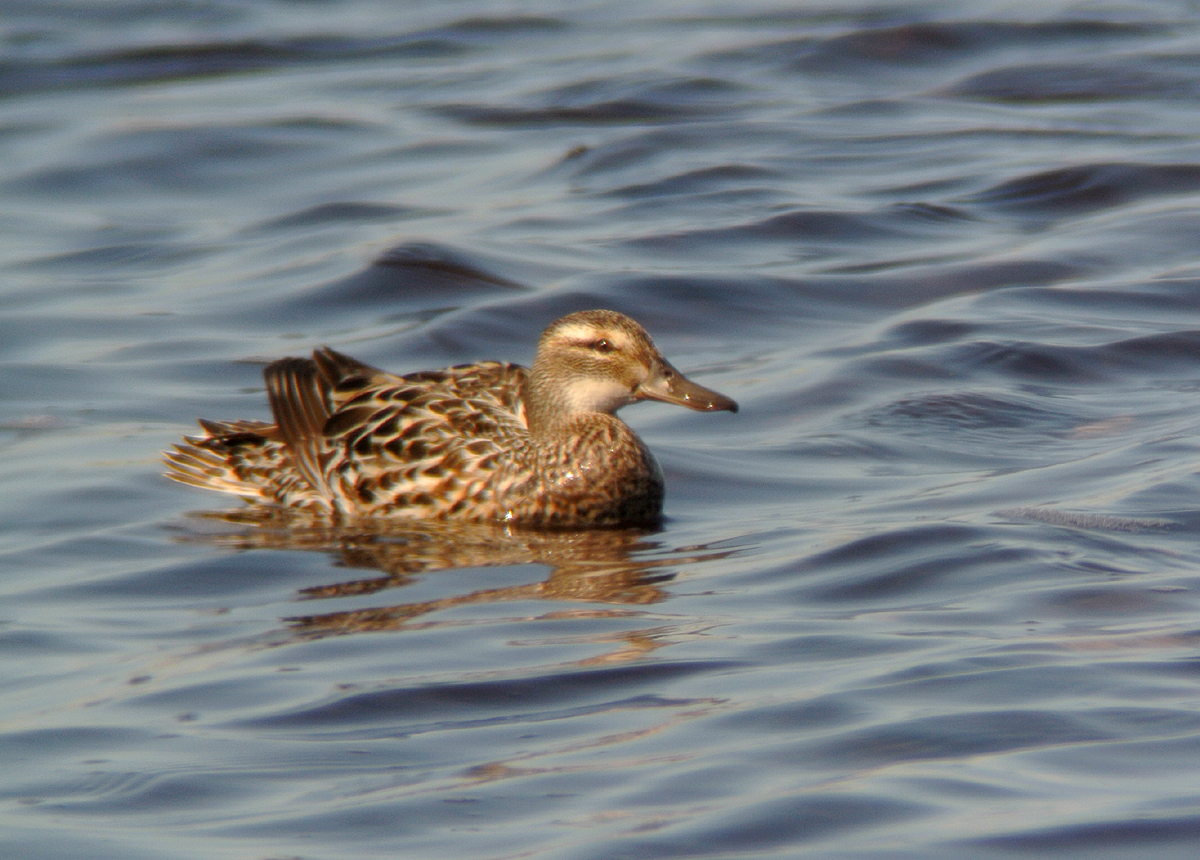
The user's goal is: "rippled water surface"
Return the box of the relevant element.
[6,1,1200,857]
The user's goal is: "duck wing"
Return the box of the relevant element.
[308,349,531,515]
[264,356,338,501]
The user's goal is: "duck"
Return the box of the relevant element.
[164,309,737,527]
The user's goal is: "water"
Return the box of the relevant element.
[4,1,1200,857]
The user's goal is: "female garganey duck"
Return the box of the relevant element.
[165,310,737,526]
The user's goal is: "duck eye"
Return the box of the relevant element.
[591,338,613,353]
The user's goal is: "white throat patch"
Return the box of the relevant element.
[564,377,634,414]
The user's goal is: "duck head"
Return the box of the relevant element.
[526,309,737,435]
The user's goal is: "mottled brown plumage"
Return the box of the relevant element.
[165,310,737,526]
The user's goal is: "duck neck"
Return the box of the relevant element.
[524,363,576,440]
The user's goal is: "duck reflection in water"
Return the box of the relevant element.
[182,509,734,648]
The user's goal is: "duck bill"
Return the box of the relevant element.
[636,360,738,413]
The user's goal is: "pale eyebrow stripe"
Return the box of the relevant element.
[555,324,633,348]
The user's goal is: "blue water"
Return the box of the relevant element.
[5,1,1200,858]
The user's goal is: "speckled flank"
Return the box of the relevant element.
[165,310,736,527]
